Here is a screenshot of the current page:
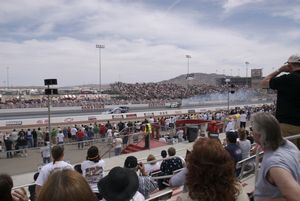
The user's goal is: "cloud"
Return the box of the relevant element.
[222,0,265,12]
[0,0,299,86]
[271,5,300,22]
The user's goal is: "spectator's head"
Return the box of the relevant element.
[124,156,138,169]
[167,147,176,156]
[226,130,238,144]
[98,166,139,201]
[161,150,167,158]
[51,145,64,164]
[86,146,100,162]
[251,112,285,151]
[186,138,238,201]
[286,54,300,68]
[147,154,156,165]
[37,169,97,201]
[33,172,39,181]
[0,174,13,201]
[74,164,82,174]
[237,128,247,141]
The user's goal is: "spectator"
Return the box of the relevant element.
[237,128,251,160]
[26,129,33,148]
[28,172,39,201]
[124,156,158,199]
[160,147,183,176]
[35,145,73,198]
[260,54,300,148]
[161,150,167,158]
[36,169,97,201]
[4,133,13,158]
[40,142,51,164]
[225,117,235,132]
[159,147,183,190]
[239,111,247,128]
[168,138,249,201]
[0,173,29,201]
[113,133,123,156]
[144,154,160,175]
[81,146,105,200]
[225,130,243,177]
[16,129,28,157]
[57,130,64,146]
[76,129,85,149]
[252,112,300,201]
[169,167,188,192]
[98,166,145,201]
[32,129,38,147]
[74,164,83,174]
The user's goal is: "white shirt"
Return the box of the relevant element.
[57,133,64,143]
[240,114,247,123]
[81,159,105,193]
[71,127,77,136]
[238,139,251,159]
[114,137,123,148]
[225,121,235,132]
[41,146,50,158]
[144,163,160,175]
[36,161,73,186]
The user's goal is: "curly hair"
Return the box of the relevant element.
[186,138,239,201]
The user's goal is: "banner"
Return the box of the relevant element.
[112,114,124,119]
[126,114,137,118]
[6,121,22,126]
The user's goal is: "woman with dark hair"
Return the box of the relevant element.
[169,138,249,201]
[81,146,105,200]
[35,145,73,199]
[0,174,29,201]
[37,169,97,201]
[0,174,13,201]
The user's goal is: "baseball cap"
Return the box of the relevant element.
[286,55,300,64]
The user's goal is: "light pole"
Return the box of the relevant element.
[6,67,9,89]
[225,78,231,112]
[245,61,249,86]
[44,79,58,157]
[186,55,192,88]
[96,44,105,94]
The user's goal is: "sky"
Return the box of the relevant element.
[0,0,300,87]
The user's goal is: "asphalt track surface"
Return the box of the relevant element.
[0,100,271,120]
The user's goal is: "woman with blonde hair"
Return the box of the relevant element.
[169,138,249,201]
[144,154,160,175]
[36,169,97,201]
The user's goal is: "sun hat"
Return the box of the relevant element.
[97,166,139,201]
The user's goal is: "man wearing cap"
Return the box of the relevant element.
[81,146,105,200]
[261,54,300,148]
[124,156,158,199]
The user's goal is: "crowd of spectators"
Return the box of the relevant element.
[111,82,231,101]
[0,82,272,109]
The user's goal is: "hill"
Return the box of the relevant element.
[159,73,230,86]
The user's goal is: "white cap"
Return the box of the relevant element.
[286,55,300,64]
